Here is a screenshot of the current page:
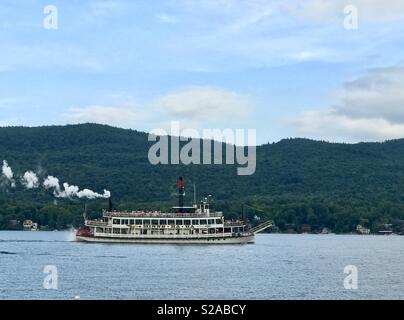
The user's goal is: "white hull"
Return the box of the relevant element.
[76,234,255,244]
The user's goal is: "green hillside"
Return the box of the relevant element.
[1,123,404,233]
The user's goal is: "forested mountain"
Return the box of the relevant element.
[1,123,404,233]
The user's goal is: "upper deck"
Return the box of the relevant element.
[103,210,224,219]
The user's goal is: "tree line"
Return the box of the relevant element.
[1,124,404,233]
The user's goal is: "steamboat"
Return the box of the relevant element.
[76,178,273,244]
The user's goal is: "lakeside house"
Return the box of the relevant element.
[356,224,370,235]
[22,220,39,231]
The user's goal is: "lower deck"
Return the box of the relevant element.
[92,225,245,237]
[76,233,254,244]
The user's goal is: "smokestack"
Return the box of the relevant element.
[108,195,113,212]
[178,177,184,213]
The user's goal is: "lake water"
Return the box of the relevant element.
[1,231,404,300]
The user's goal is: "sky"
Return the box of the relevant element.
[1,0,404,144]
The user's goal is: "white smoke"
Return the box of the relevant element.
[2,160,16,188]
[59,182,80,198]
[43,175,110,200]
[77,188,111,199]
[22,171,39,189]
[43,175,61,194]
[1,160,110,200]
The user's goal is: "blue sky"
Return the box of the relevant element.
[1,0,404,144]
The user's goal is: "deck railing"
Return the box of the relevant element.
[103,211,224,218]
[86,220,110,227]
[249,220,274,234]
[92,232,252,239]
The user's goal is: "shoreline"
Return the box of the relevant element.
[0,229,401,236]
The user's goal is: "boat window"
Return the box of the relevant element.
[143,219,151,225]
[200,219,207,225]
[184,220,191,225]
[176,220,183,225]
[129,219,135,225]
[160,219,167,225]
[152,219,159,225]
[124,219,129,225]
[135,219,142,225]
[208,219,214,225]
[216,219,221,224]
[113,219,120,225]
[192,220,199,225]
[168,219,175,225]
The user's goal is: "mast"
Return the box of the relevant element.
[193,183,196,205]
[83,202,88,222]
[241,204,244,222]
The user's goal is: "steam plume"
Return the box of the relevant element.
[43,175,61,192]
[22,171,39,189]
[43,175,110,200]
[2,160,16,188]
[1,160,110,200]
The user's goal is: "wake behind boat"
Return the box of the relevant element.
[76,177,273,244]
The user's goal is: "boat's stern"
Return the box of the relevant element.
[75,227,93,241]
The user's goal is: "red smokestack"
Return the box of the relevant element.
[178,177,184,189]
[178,177,184,212]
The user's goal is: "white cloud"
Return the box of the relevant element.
[0,65,11,72]
[65,105,144,128]
[284,0,404,23]
[64,86,254,131]
[0,44,104,72]
[194,0,404,67]
[0,99,21,109]
[2,0,402,75]
[89,1,126,17]
[292,109,404,142]
[289,48,337,62]
[156,13,178,24]
[155,86,252,122]
[159,0,404,70]
[338,67,404,122]
[291,66,404,142]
